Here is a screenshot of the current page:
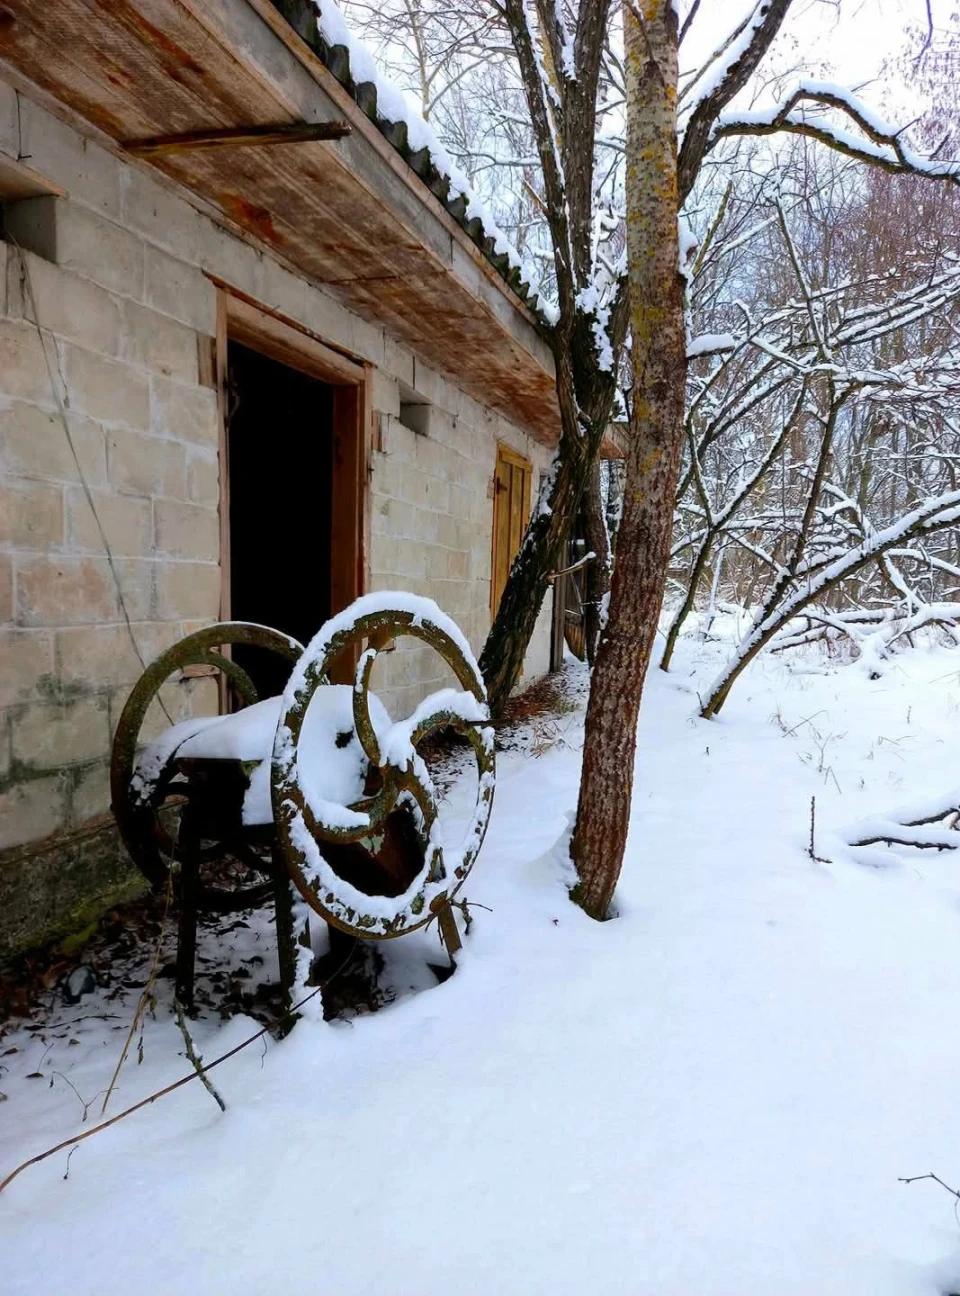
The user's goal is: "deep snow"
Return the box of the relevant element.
[3,631,960,1295]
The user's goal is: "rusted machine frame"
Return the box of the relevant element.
[110,603,496,1002]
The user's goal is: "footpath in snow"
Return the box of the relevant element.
[2,633,960,1295]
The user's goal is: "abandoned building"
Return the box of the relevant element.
[0,0,629,960]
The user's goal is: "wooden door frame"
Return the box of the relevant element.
[213,284,372,677]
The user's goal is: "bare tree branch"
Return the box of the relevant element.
[679,0,702,46]
[499,0,575,310]
[677,0,796,203]
[711,84,960,185]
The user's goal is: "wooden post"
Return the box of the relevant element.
[271,846,297,1018]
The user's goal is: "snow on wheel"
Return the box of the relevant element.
[271,593,496,941]
[110,622,303,911]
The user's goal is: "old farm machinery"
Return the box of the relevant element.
[110,594,496,1013]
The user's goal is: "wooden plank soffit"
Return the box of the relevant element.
[238,0,542,330]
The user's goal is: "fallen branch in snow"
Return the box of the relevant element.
[808,797,830,864]
[0,986,321,1195]
[101,874,172,1116]
[852,824,960,851]
[846,789,960,854]
[0,937,363,1196]
[700,490,960,718]
[448,897,493,936]
[771,604,960,664]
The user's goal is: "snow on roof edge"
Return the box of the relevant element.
[278,0,557,328]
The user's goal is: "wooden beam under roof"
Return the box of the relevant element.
[122,119,351,157]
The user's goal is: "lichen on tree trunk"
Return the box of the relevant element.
[569,0,687,920]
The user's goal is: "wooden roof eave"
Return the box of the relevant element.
[0,0,561,445]
[194,0,557,376]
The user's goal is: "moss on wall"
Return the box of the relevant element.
[0,819,146,963]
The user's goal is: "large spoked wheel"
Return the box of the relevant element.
[271,595,496,940]
[111,622,303,912]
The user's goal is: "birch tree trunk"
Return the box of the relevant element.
[569,0,687,919]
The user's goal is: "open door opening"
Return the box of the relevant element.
[226,340,334,699]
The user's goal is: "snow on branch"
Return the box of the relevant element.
[711,82,960,184]
[700,490,960,717]
[771,603,960,664]
[845,789,960,858]
[677,0,794,202]
[679,2,774,115]
[687,332,736,359]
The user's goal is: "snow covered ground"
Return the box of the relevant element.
[3,630,960,1295]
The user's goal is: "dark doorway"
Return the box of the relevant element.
[227,340,334,699]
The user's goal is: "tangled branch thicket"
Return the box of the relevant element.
[673,141,960,712]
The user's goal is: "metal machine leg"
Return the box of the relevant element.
[175,805,201,1012]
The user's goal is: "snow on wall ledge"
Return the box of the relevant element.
[274,0,558,326]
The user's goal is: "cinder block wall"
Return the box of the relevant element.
[0,83,554,957]
[367,377,553,719]
[0,230,222,862]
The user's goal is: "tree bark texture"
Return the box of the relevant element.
[570,0,687,920]
[579,458,611,663]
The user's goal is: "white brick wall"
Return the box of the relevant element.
[0,87,556,850]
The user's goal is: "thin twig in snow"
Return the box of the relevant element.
[175,1001,226,1113]
[0,984,322,1196]
[808,796,830,863]
[101,875,173,1115]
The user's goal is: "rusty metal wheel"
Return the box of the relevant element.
[271,594,496,941]
[110,622,303,911]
